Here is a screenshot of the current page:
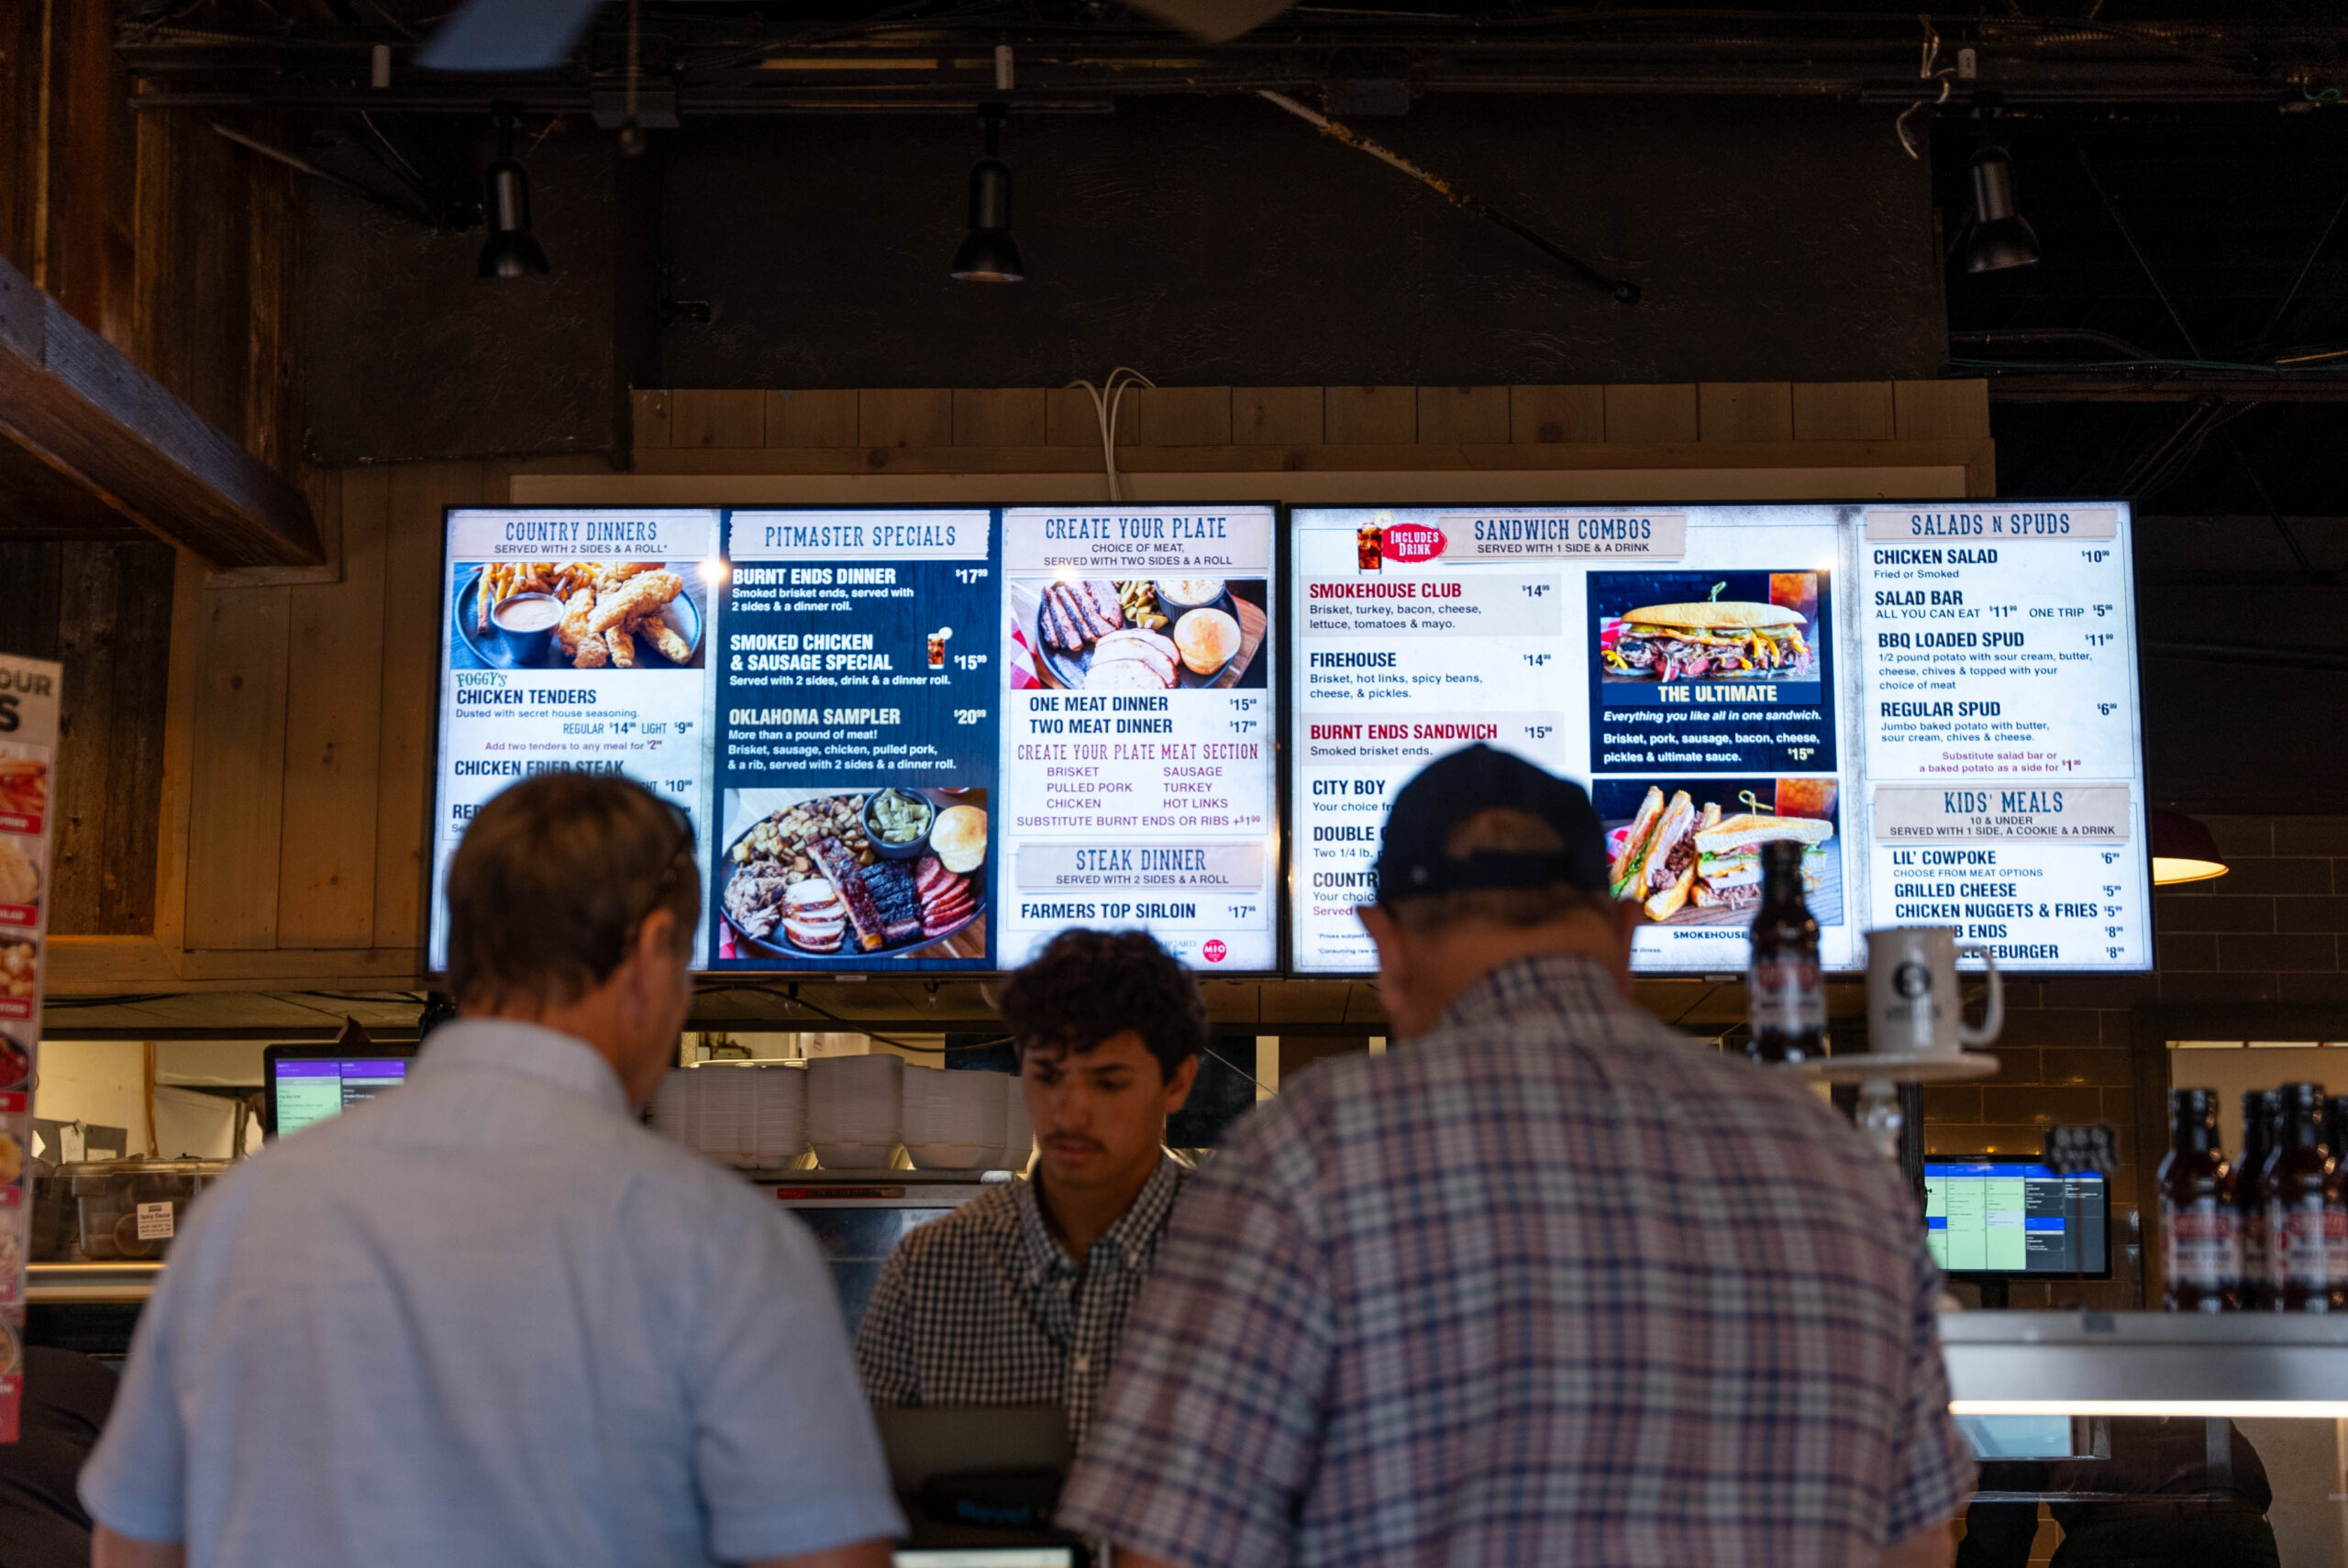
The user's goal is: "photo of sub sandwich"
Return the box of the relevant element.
[1606,784,1838,924]
[1689,812,1832,911]
[1600,601,1811,683]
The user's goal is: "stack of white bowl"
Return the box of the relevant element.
[902,1066,1009,1170]
[806,1054,903,1169]
[1000,1075,1036,1173]
[649,1066,807,1172]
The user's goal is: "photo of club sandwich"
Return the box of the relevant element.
[1600,601,1811,683]
[1691,812,1831,911]
[1606,785,1835,922]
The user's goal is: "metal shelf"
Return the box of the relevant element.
[26,1262,165,1304]
[1941,1310,2348,1417]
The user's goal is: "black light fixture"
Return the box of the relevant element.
[951,102,1024,283]
[2150,808,2230,885]
[1962,145,2041,273]
[478,105,549,279]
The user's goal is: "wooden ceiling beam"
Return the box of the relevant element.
[0,255,323,569]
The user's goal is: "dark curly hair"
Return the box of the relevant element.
[997,929,1208,1083]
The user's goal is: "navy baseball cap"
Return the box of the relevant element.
[1372,744,1611,906]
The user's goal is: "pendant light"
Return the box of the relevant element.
[2150,808,2229,885]
[1962,145,2041,273]
[951,103,1024,283]
[478,105,550,278]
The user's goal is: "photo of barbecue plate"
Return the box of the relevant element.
[720,789,986,966]
[1031,578,1247,691]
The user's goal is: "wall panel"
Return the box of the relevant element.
[276,468,387,945]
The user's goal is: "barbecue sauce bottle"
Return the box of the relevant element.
[2159,1088,2237,1312]
[2238,1089,2277,1309]
[2264,1082,2342,1312]
[1745,840,1825,1065]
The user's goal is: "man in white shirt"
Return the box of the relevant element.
[83,774,903,1568]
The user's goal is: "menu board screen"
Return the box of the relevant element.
[1289,503,2148,976]
[710,510,999,971]
[431,504,1279,975]
[430,509,723,970]
[997,507,1279,972]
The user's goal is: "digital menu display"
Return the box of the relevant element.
[430,505,1280,974]
[996,506,1279,971]
[1288,503,2149,975]
[710,510,999,972]
[430,509,723,970]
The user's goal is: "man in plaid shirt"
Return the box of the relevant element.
[855,929,1203,1445]
[1059,745,1973,1568]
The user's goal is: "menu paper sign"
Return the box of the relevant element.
[430,511,722,969]
[710,511,999,970]
[1291,503,2148,975]
[997,507,1279,969]
[0,653,59,1442]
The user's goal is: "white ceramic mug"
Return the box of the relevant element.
[1866,925,2003,1055]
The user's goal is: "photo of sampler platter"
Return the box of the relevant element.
[1599,777,1843,926]
[1017,577,1268,690]
[719,789,988,965]
[449,560,706,671]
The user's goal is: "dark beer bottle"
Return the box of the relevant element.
[2264,1082,2341,1312]
[2159,1088,2237,1312]
[2238,1089,2276,1309]
[1746,839,1826,1065]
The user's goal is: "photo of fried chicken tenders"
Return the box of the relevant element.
[453,562,703,672]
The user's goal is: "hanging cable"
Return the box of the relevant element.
[1893,17,1955,161]
[1064,369,1155,502]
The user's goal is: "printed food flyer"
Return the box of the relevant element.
[1291,503,2149,975]
[997,506,1279,970]
[1858,505,2150,968]
[0,653,59,1444]
[431,509,722,968]
[710,510,1000,970]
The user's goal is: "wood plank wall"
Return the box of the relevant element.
[53,381,1988,987]
[638,381,1985,456]
[0,540,177,933]
[0,21,303,518]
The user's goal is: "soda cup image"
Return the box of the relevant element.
[927,626,952,668]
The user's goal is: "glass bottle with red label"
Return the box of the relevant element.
[2159,1087,2237,1312]
[1745,839,1825,1064]
[2263,1082,2342,1312]
[2238,1089,2276,1309]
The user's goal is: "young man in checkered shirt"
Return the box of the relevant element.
[854,929,1203,1445]
[1059,745,1975,1568]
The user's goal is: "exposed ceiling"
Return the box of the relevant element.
[115,0,2348,112]
[110,1,2348,537]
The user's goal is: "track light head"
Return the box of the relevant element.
[1963,146,2041,273]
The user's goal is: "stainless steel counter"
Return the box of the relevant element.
[1941,1310,2348,1417]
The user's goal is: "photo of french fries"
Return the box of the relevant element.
[467,560,699,671]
